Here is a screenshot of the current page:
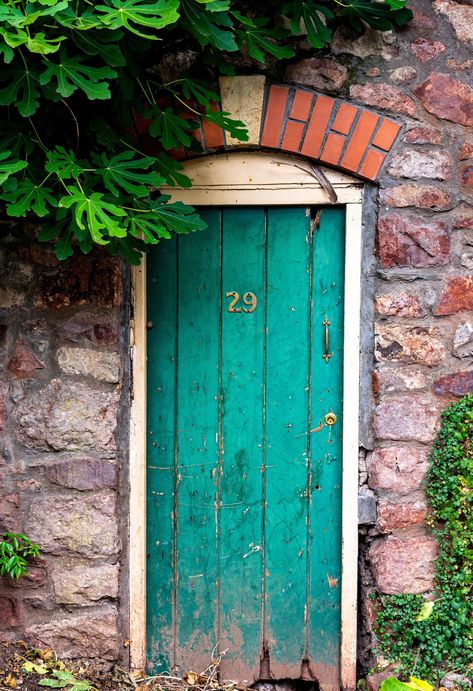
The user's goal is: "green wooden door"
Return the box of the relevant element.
[146,207,345,690]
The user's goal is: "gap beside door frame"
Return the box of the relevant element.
[129,152,364,690]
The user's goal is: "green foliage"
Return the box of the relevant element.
[0,0,412,263]
[375,395,473,682]
[39,669,96,690]
[0,531,40,580]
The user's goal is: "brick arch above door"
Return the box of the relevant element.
[176,75,403,182]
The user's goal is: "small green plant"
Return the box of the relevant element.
[0,531,40,579]
[38,670,96,690]
[374,395,473,681]
[380,677,433,691]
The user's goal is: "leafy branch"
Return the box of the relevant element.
[0,0,412,262]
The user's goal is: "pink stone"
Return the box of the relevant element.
[375,324,445,365]
[387,149,452,180]
[369,534,438,594]
[373,366,428,396]
[374,396,440,443]
[0,381,8,429]
[368,447,429,493]
[461,164,473,190]
[433,0,473,45]
[390,67,417,85]
[43,457,117,491]
[284,58,347,92]
[7,340,44,379]
[377,213,450,268]
[375,292,424,318]
[377,496,428,533]
[37,257,122,309]
[414,73,473,128]
[52,561,119,605]
[349,83,416,116]
[26,607,119,660]
[435,276,473,315]
[459,140,473,161]
[453,206,473,230]
[62,312,118,345]
[411,38,445,63]
[434,371,473,398]
[403,127,442,145]
[380,184,452,210]
[0,597,19,627]
[25,491,118,557]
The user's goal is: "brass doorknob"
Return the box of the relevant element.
[324,412,337,426]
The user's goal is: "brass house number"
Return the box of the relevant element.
[226,291,257,313]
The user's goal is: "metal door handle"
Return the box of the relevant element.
[322,317,332,363]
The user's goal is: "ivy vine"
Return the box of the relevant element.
[374,395,473,682]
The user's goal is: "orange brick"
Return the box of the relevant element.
[301,95,335,159]
[281,121,305,153]
[320,132,346,166]
[332,103,358,135]
[201,102,224,149]
[290,89,313,121]
[372,119,401,151]
[359,149,386,179]
[261,85,290,148]
[341,110,379,173]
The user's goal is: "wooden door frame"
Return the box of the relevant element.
[129,152,364,689]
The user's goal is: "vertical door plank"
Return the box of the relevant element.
[219,208,265,682]
[264,207,312,677]
[175,210,221,674]
[309,207,345,690]
[146,238,178,673]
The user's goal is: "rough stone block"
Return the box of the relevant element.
[377,213,449,268]
[377,496,428,533]
[369,534,438,594]
[285,58,347,92]
[375,292,424,318]
[386,149,452,180]
[7,340,45,379]
[434,371,473,398]
[52,561,119,604]
[435,276,473,315]
[37,257,121,310]
[433,1,473,46]
[25,492,118,557]
[368,447,429,494]
[57,347,120,384]
[380,184,452,211]
[15,379,118,452]
[374,396,440,443]
[453,322,473,358]
[375,324,445,365]
[43,457,117,491]
[410,38,445,63]
[349,84,416,116]
[0,597,19,627]
[373,367,428,396]
[26,607,119,660]
[358,495,377,525]
[414,73,473,128]
[62,312,118,346]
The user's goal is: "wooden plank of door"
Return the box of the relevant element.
[175,209,221,674]
[146,237,178,673]
[219,208,265,682]
[264,207,313,678]
[309,207,345,691]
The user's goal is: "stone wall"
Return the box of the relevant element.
[284,0,472,670]
[0,241,128,663]
[0,0,472,675]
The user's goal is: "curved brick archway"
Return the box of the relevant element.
[180,76,402,182]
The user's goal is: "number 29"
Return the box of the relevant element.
[226,291,257,313]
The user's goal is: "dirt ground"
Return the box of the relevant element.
[0,641,248,691]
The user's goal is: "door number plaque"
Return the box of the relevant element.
[226,291,257,313]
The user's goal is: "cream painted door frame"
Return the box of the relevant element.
[129,152,363,690]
